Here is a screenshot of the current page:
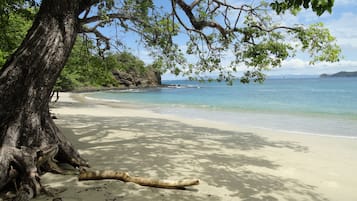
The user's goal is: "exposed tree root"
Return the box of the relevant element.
[1,142,199,201]
[0,146,43,201]
[78,170,200,189]
[0,144,87,201]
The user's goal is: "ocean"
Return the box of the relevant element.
[88,77,357,138]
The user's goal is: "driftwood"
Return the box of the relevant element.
[78,170,199,189]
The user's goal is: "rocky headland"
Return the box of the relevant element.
[112,66,161,88]
[320,71,357,78]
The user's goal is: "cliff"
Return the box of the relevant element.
[320,71,357,78]
[112,67,161,88]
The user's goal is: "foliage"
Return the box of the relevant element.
[270,0,334,16]
[0,1,35,66]
[55,37,155,91]
[295,23,340,64]
[168,0,340,83]
[0,0,37,19]
[55,37,119,91]
[115,51,146,73]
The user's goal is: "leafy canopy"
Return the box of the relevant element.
[0,0,35,66]
[2,0,341,84]
[270,0,335,16]
[80,0,340,83]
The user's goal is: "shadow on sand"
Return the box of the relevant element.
[37,114,328,201]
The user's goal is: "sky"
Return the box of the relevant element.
[100,1,357,79]
[265,0,357,76]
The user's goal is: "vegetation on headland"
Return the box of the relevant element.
[320,71,357,78]
[55,38,161,92]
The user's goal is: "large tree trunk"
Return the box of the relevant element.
[0,0,90,200]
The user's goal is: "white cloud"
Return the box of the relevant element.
[326,12,357,48]
[334,0,357,6]
[281,58,308,69]
[268,58,357,75]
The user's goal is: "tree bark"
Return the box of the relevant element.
[0,0,91,200]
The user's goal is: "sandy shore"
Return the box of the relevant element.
[35,92,357,201]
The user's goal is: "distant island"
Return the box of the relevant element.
[320,71,357,78]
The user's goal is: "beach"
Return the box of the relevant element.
[35,92,357,201]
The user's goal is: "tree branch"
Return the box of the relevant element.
[190,0,202,9]
[79,170,199,189]
[212,0,255,11]
[171,0,215,49]
[81,7,91,20]
[250,25,300,33]
[174,0,227,37]
[79,13,138,25]
[79,26,110,51]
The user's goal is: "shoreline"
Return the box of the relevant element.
[40,92,357,201]
[83,91,357,139]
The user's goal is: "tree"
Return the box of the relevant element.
[0,0,340,200]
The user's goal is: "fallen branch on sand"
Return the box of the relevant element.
[78,170,199,189]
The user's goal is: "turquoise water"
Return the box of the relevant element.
[89,77,357,138]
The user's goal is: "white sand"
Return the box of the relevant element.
[36,92,357,201]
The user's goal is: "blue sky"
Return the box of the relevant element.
[100,1,357,79]
[265,0,357,76]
